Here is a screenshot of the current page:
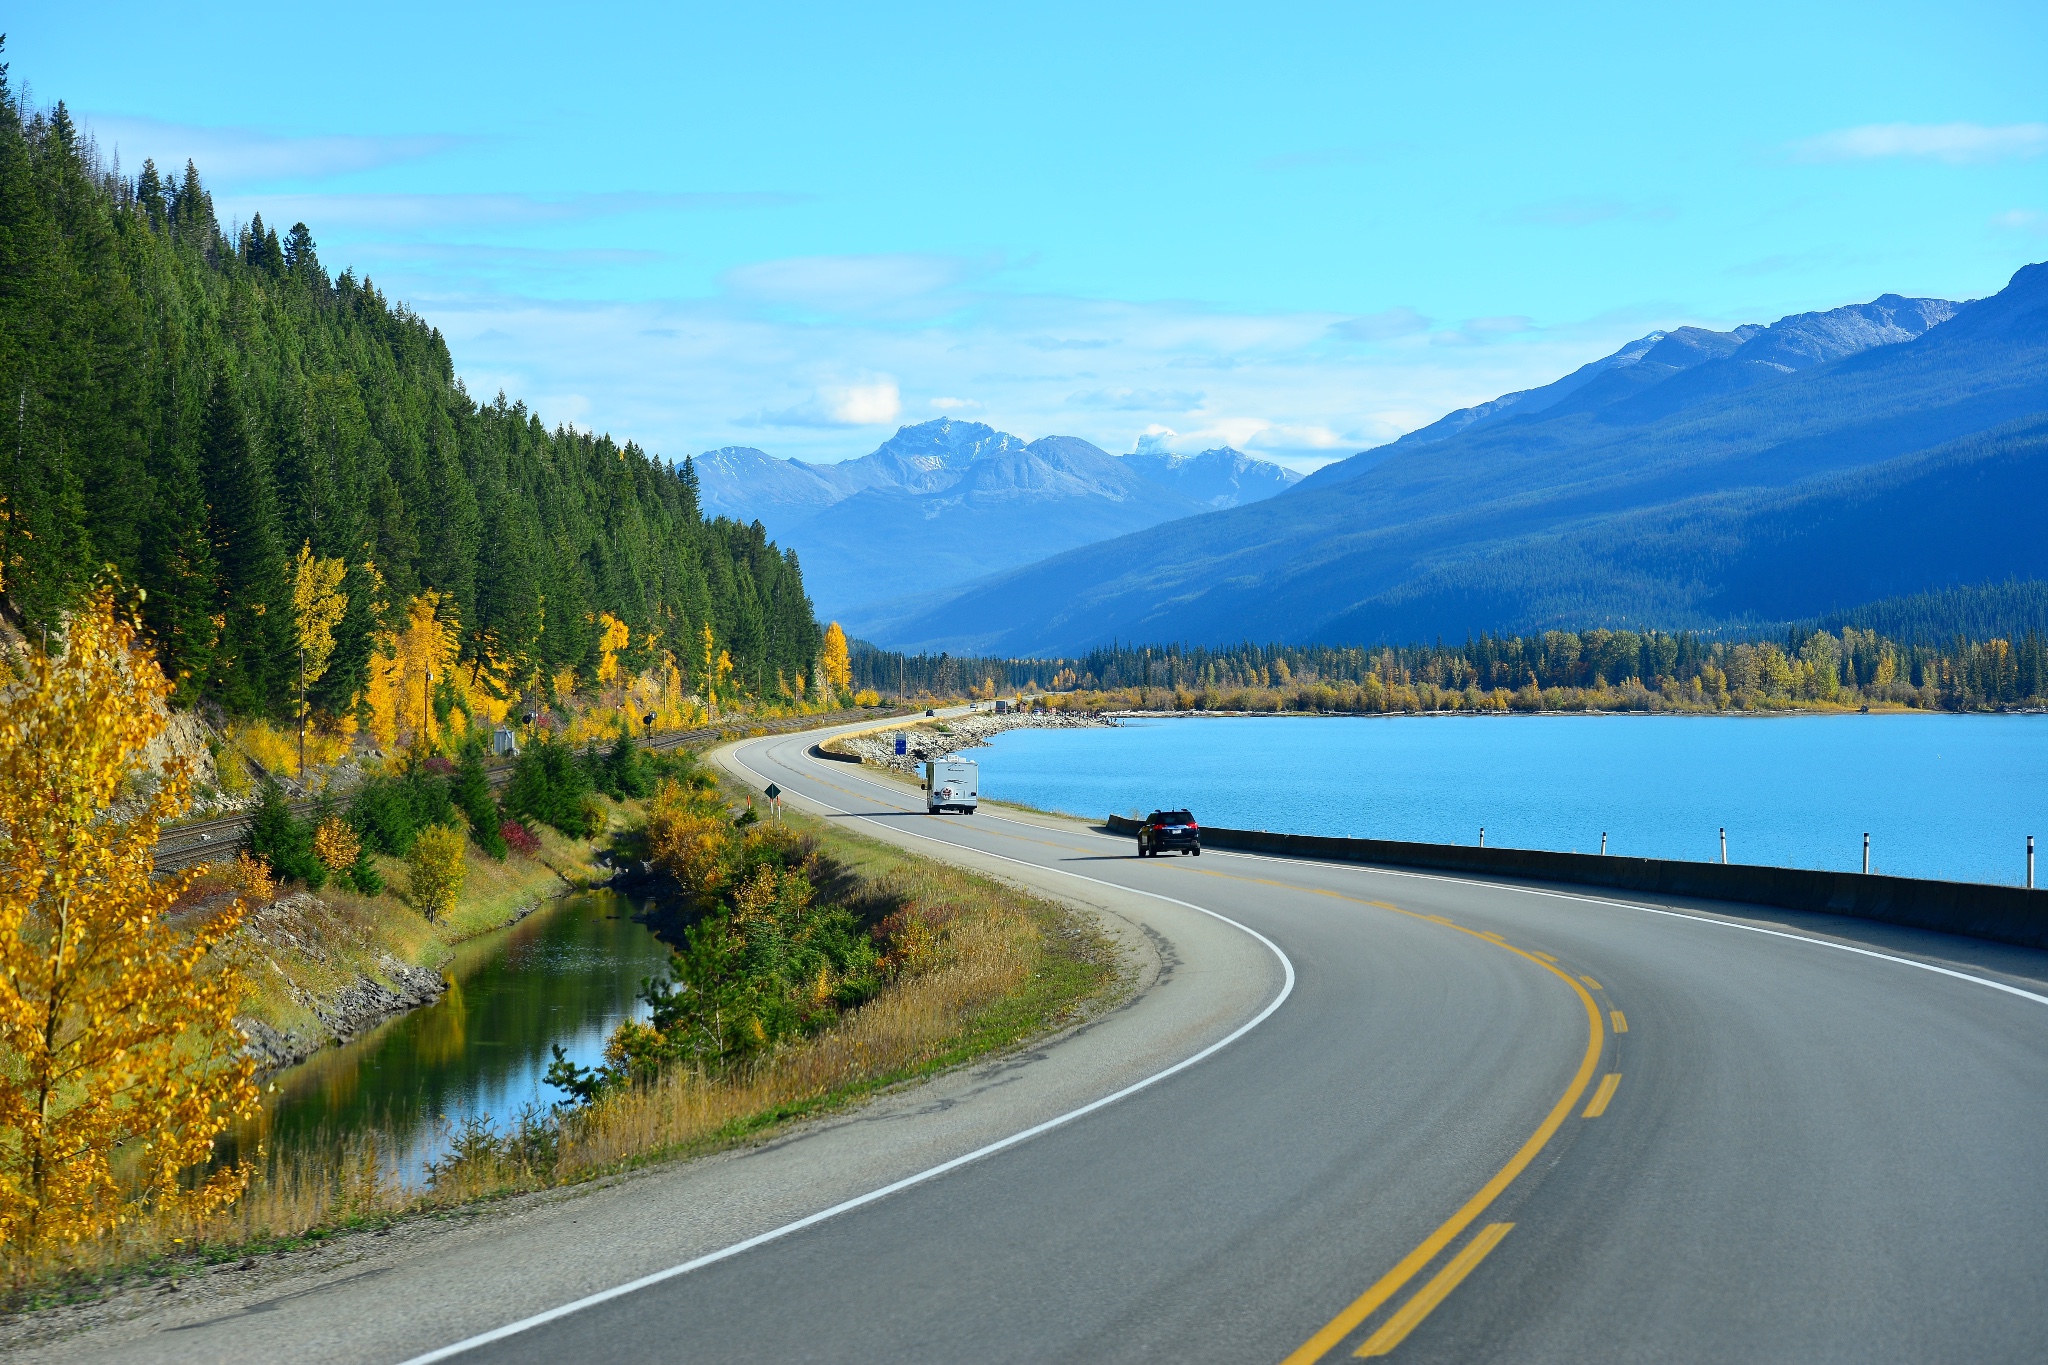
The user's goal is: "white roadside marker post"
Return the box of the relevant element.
[1720,827,1728,864]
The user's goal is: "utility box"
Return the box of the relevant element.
[492,726,519,757]
[923,757,979,814]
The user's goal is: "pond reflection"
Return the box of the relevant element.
[226,890,672,1184]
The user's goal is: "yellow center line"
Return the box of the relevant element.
[1272,891,1605,1364]
[1610,1009,1628,1033]
[1353,1222,1515,1358]
[1580,975,1603,990]
[1583,1073,1622,1118]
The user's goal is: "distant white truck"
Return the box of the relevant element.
[924,756,979,814]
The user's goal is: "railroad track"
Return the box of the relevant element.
[149,706,903,873]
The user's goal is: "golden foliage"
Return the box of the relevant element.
[820,621,851,691]
[406,824,467,921]
[291,542,349,693]
[312,817,361,874]
[365,591,462,752]
[644,780,731,898]
[853,688,881,707]
[594,612,631,687]
[0,588,258,1265]
[230,851,276,904]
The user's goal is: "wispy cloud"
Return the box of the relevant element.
[226,190,805,233]
[385,260,1720,473]
[1329,307,1431,342]
[1992,208,2048,236]
[720,252,1001,319]
[81,113,461,184]
[1065,387,1205,412]
[1789,122,2048,165]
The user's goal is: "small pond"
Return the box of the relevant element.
[229,889,672,1184]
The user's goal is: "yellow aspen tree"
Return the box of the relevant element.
[820,622,852,692]
[406,824,467,922]
[366,592,461,753]
[697,623,720,706]
[291,542,349,778]
[0,589,258,1263]
[594,613,630,689]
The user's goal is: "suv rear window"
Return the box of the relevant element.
[1152,811,1194,824]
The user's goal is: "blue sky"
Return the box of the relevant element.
[14,1,2046,468]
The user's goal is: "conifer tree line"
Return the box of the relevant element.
[854,608,2048,711]
[0,50,821,727]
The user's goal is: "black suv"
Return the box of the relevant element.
[1137,810,1200,857]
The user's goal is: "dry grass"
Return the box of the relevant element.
[12,804,1115,1302]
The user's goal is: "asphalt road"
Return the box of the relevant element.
[410,713,2048,1365]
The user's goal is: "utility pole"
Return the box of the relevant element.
[423,667,433,752]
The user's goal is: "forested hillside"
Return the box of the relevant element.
[0,57,819,725]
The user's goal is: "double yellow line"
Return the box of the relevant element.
[1218,880,1618,1363]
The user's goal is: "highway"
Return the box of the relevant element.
[45,710,2048,1364]
[424,714,2048,1363]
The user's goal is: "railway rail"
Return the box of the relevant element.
[149,706,905,873]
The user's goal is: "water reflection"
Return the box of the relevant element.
[229,890,672,1183]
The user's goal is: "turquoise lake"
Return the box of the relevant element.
[971,714,2047,887]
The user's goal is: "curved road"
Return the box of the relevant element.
[410,713,2048,1364]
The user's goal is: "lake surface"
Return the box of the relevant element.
[234,890,671,1183]
[973,714,2047,887]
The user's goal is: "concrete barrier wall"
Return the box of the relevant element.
[1104,815,2048,950]
[808,742,865,765]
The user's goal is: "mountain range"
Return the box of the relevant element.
[878,264,2048,654]
[693,424,1300,635]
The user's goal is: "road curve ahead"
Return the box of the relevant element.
[426,715,2048,1365]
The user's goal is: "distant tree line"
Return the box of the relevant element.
[852,603,2048,713]
[0,53,819,728]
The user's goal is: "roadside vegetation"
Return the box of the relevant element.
[0,595,1114,1302]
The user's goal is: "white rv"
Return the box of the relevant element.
[924,756,979,814]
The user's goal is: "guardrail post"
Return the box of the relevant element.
[1720,827,1728,864]
[1478,826,1485,848]
[1862,832,1870,875]
[1600,832,1607,856]
[2031,835,2036,890]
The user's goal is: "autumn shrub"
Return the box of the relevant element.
[312,816,361,874]
[0,588,257,1269]
[229,851,276,904]
[405,823,467,921]
[500,819,541,858]
[228,718,300,779]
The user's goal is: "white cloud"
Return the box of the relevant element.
[928,396,981,411]
[1790,122,2048,165]
[826,381,902,425]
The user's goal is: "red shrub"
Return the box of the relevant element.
[500,819,542,857]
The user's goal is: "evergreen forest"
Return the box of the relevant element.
[0,52,820,727]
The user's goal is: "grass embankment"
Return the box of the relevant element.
[35,792,1116,1297]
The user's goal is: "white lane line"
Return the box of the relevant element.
[396,740,1296,1365]
[1196,843,2048,1009]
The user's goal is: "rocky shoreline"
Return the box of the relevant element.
[830,709,1114,777]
